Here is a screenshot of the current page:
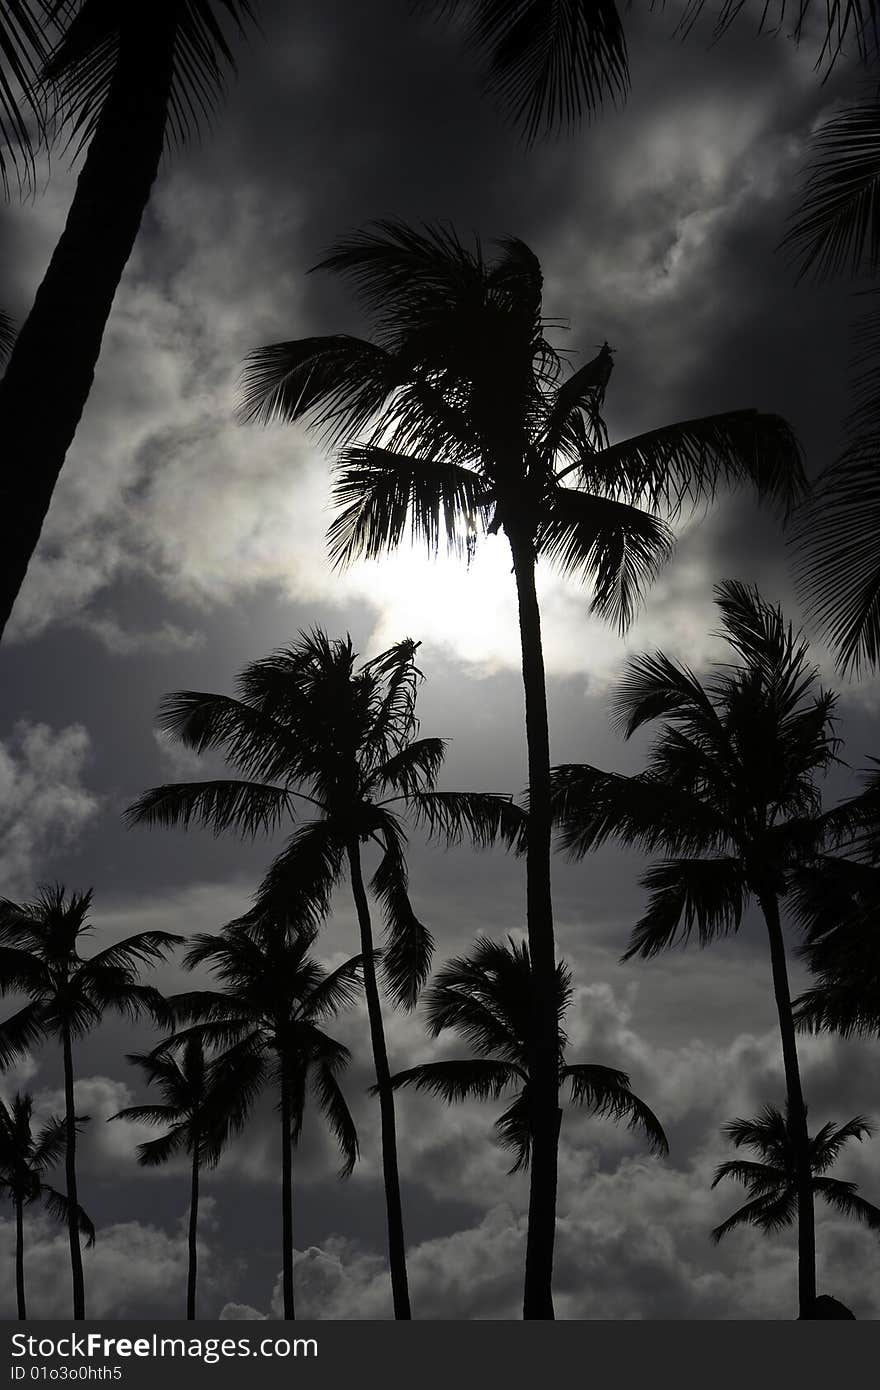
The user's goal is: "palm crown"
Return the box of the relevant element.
[0,884,180,1066]
[241,224,804,632]
[0,1092,94,1242]
[550,581,842,958]
[711,1103,880,1243]
[388,935,667,1171]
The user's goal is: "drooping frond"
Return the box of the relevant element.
[328,446,488,568]
[813,1177,880,1229]
[311,1061,359,1178]
[41,1185,96,1246]
[550,765,728,859]
[622,857,747,960]
[405,789,528,851]
[419,0,630,141]
[386,1057,523,1103]
[0,1,56,196]
[125,779,292,838]
[781,92,880,281]
[675,0,880,70]
[0,1002,48,1067]
[578,410,806,519]
[238,335,393,443]
[563,1063,668,1154]
[80,931,183,976]
[370,826,434,1009]
[538,488,673,631]
[495,1088,532,1172]
[46,0,257,155]
[711,1188,798,1243]
[251,820,345,935]
[542,341,614,460]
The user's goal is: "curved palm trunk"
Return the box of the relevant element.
[0,13,178,640]
[280,1057,295,1320]
[509,533,562,1321]
[186,1139,200,1320]
[61,1023,85,1319]
[346,839,411,1320]
[15,1195,26,1320]
[758,892,817,1318]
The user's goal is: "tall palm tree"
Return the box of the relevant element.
[388,935,667,1185]
[0,884,180,1319]
[0,1092,94,1319]
[147,918,362,1321]
[240,223,805,1317]
[109,1036,247,1320]
[550,580,842,1318]
[0,0,257,641]
[125,630,518,1318]
[711,1104,880,1261]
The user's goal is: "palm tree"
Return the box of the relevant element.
[125,630,518,1319]
[388,935,667,1184]
[550,580,842,1318]
[240,223,804,1317]
[0,1092,94,1319]
[146,918,362,1320]
[711,1104,880,1281]
[0,884,180,1319]
[109,1036,247,1320]
[0,1,257,641]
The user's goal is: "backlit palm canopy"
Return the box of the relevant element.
[127,630,521,1009]
[388,935,667,1171]
[550,580,841,956]
[240,223,803,633]
[711,1104,880,1243]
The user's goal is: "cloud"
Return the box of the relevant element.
[0,721,99,895]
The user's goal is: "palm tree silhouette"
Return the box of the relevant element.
[148,918,362,1320]
[0,1092,94,1319]
[240,223,804,1317]
[125,630,517,1319]
[0,0,257,641]
[388,936,667,1188]
[0,885,180,1318]
[550,581,841,1318]
[711,1104,880,1261]
[109,1036,248,1320]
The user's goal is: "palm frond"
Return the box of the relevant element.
[563,1063,668,1154]
[538,488,673,632]
[328,446,487,568]
[550,764,728,859]
[813,1177,880,1228]
[782,92,880,280]
[419,0,629,141]
[370,832,433,1010]
[623,857,747,961]
[405,789,528,851]
[371,738,447,796]
[125,779,292,838]
[495,1088,532,1172]
[41,1185,96,1246]
[710,1189,796,1243]
[303,954,364,1021]
[386,1057,523,1103]
[251,820,344,934]
[0,0,56,196]
[238,334,393,443]
[0,1001,47,1067]
[81,930,182,976]
[311,1062,358,1178]
[675,0,880,69]
[154,689,306,784]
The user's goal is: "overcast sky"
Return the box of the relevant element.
[1,0,879,1320]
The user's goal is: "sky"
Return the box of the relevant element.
[1,0,879,1320]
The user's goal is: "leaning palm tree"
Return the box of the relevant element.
[147,918,362,1321]
[550,581,842,1318]
[109,1036,248,1320]
[0,0,257,641]
[125,631,519,1319]
[388,935,667,1186]
[0,1092,94,1319]
[240,222,804,1317]
[0,884,180,1319]
[711,1104,880,1293]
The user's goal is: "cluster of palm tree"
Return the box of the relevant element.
[3,0,880,1326]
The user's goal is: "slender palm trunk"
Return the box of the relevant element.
[509,533,561,1321]
[346,839,411,1320]
[0,13,178,640]
[280,1057,295,1320]
[15,1195,26,1320]
[61,1024,85,1319]
[186,1139,200,1320]
[758,892,817,1318]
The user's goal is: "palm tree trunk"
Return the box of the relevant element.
[346,838,411,1320]
[15,1195,26,1319]
[61,1023,85,1319]
[509,532,562,1321]
[187,1140,199,1320]
[0,12,178,640]
[758,892,817,1318]
[280,1056,295,1320]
